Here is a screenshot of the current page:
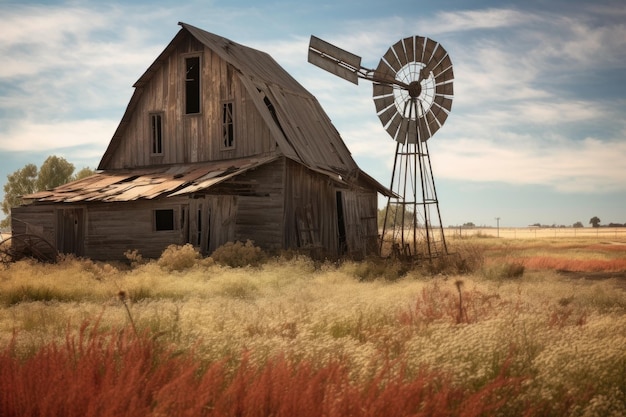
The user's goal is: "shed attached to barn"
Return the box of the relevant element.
[11,22,391,261]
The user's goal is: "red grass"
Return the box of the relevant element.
[518,256,626,272]
[0,323,526,417]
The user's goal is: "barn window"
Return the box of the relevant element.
[222,101,234,148]
[185,56,201,114]
[150,113,163,155]
[154,209,175,231]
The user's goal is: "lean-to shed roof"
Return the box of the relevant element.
[25,157,280,203]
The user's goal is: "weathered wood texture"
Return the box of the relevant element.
[230,158,285,251]
[104,36,276,169]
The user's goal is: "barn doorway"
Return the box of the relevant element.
[188,198,210,255]
[56,208,84,256]
[336,191,347,256]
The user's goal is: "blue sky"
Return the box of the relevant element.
[1,0,625,227]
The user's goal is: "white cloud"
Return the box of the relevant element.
[0,119,116,153]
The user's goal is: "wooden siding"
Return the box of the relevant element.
[231,158,285,251]
[283,159,379,258]
[284,159,339,256]
[104,35,277,170]
[10,205,58,260]
[85,200,187,260]
[341,190,379,258]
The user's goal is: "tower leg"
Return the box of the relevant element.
[379,105,448,261]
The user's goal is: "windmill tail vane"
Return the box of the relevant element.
[308,35,454,261]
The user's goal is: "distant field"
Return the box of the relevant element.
[446,226,626,240]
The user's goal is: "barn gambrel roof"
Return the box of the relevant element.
[98,22,387,193]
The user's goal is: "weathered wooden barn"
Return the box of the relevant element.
[11,22,390,261]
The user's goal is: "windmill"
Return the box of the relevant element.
[308,35,454,260]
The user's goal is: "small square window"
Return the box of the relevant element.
[154,209,175,231]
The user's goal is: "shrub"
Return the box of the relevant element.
[157,244,200,272]
[481,261,525,281]
[211,240,266,268]
[342,257,409,281]
[123,249,145,268]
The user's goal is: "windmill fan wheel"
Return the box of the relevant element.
[373,35,454,144]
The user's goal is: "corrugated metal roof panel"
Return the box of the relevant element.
[23,156,278,203]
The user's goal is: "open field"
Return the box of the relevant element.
[1,236,625,416]
[447,227,626,240]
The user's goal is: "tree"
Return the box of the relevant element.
[589,216,601,228]
[73,167,96,181]
[573,221,584,228]
[1,164,38,228]
[1,156,82,228]
[35,156,75,191]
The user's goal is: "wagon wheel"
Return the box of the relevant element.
[0,234,58,265]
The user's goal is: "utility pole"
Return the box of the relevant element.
[495,217,500,238]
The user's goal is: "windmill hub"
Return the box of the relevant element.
[407,81,422,98]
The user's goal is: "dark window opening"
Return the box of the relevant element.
[197,205,202,246]
[155,209,175,231]
[336,192,347,255]
[263,96,279,125]
[150,113,163,154]
[222,102,234,148]
[185,56,200,114]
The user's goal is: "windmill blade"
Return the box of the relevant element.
[422,38,438,66]
[402,36,416,64]
[425,110,442,136]
[382,44,403,73]
[386,111,403,141]
[377,102,400,126]
[374,58,396,83]
[416,115,431,142]
[433,95,453,112]
[414,36,426,65]
[422,44,447,76]
[392,39,409,67]
[431,98,451,127]
[373,83,394,100]
[399,118,421,145]
[395,118,409,144]
[435,82,454,96]
[432,55,453,79]
[373,92,395,114]
[308,36,362,84]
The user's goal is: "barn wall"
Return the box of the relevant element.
[282,160,380,258]
[283,159,339,256]
[105,34,276,170]
[84,199,188,260]
[10,205,58,260]
[230,158,285,251]
[340,190,379,258]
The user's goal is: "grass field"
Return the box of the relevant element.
[1,236,625,416]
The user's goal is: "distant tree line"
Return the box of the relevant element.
[1,156,94,228]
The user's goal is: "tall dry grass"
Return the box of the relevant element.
[0,240,625,416]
